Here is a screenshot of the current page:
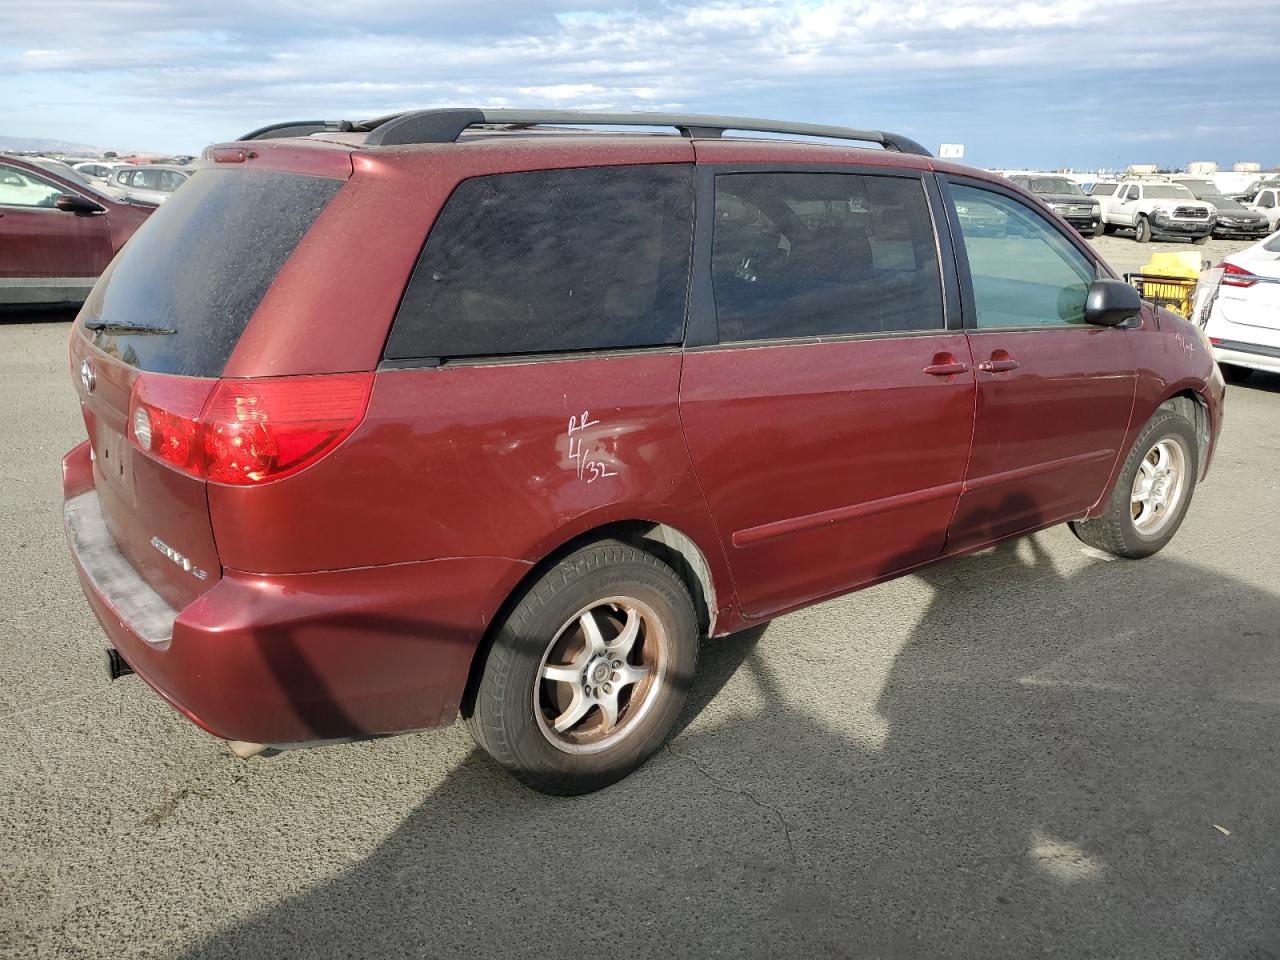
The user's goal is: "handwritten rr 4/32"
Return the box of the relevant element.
[566,411,619,484]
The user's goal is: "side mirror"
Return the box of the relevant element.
[1084,279,1142,327]
[54,193,104,215]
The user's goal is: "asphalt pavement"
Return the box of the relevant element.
[2,236,1278,959]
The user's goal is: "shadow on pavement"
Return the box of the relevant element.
[1229,370,1280,395]
[0,306,79,324]
[177,533,1280,959]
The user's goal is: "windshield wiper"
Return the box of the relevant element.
[84,320,177,335]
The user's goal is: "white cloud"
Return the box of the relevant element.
[1,0,1277,164]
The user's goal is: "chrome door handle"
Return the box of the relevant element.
[923,361,969,376]
[977,358,1020,373]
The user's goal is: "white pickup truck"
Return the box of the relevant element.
[1247,185,1280,231]
[1096,179,1216,243]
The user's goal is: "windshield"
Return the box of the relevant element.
[1089,183,1117,196]
[1212,197,1247,212]
[1146,185,1195,200]
[1024,177,1084,196]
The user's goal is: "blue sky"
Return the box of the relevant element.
[3,0,1277,170]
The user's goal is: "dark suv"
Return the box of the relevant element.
[63,110,1224,794]
[1008,174,1102,236]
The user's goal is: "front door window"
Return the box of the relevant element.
[950,184,1096,328]
[0,164,64,208]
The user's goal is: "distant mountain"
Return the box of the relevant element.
[0,134,116,156]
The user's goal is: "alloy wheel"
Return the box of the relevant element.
[1130,438,1188,535]
[533,597,668,755]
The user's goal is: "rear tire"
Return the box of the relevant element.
[1070,406,1197,559]
[1220,363,1253,384]
[465,540,698,795]
[1134,216,1152,243]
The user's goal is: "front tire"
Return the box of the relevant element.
[1134,216,1152,243]
[465,541,698,795]
[1193,233,1210,245]
[1070,406,1198,559]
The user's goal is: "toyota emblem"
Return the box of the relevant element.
[80,358,96,394]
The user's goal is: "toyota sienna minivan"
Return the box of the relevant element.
[63,109,1225,794]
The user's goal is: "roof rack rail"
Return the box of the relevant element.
[237,109,932,157]
[239,120,360,141]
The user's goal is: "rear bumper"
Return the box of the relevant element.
[1213,340,1280,374]
[62,442,529,745]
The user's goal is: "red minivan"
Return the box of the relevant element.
[63,110,1225,794]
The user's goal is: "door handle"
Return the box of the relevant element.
[922,353,969,377]
[977,350,1018,371]
[977,360,1018,376]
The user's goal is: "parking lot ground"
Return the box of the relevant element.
[1087,233,1251,279]
[2,243,1278,959]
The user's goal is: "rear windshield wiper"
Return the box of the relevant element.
[84,321,176,335]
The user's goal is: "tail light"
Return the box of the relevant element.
[1221,263,1258,288]
[128,373,373,485]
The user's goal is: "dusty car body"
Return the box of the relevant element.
[62,110,1224,793]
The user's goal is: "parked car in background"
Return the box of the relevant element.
[1171,177,1218,198]
[1247,186,1280,231]
[1007,174,1102,236]
[109,164,198,204]
[1171,177,1272,239]
[0,154,153,306]
[1201,232,1280,382]
[23,156,125,199]
[73,161,120,183]
[954,193,1009,235]
[1088,181,1121,223]
[1237,179,1280,203]
[63,108,1223,795]
[1102,179,1215,243]
[1205,198,1273,239]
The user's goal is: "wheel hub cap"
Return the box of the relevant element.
[533,597,668,756]
[1130,437,1187,535]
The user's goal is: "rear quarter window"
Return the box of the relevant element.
[80,168,342,376]
[385,164,694,361]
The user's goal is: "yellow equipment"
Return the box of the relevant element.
[1127,252,1203,321]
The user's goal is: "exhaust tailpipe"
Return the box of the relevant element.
[106,648,134,680]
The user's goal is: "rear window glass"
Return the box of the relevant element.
[385,164,693,361]
[711,172,944,342]
[80,168,342,376]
